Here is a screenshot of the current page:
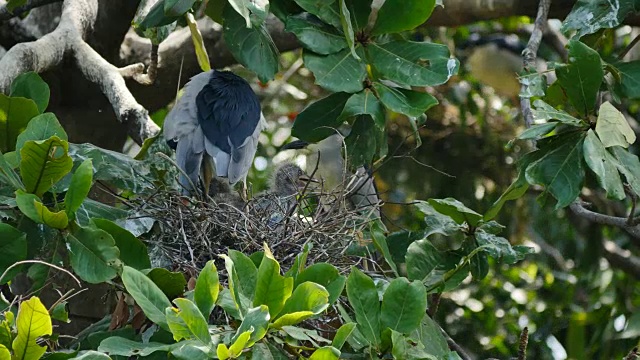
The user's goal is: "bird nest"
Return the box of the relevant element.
[135,176,383,276]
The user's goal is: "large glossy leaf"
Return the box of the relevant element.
[595,101,636,148]
[0,94,40,153]
[64,159,93,218]
[194,260,220,318]
[253,247,294,318]
[583,130,625,200]
[369,40,458,87]
[293,0,341,28]
[93,218,151,270]
[345,267,381,346]
[15,190,69,229]
[555,40,603,116]
[373,82,438,118]
[138,0,180,30]
[271,282,330,328]
[15,113,67,163]
[344,115,378,167]
[338,0,358,60]
[371,0,435,35]
[561,0,638,38]
[20,136,73,197]
[531,100,583,126]
[0,223,27,284]
[475,230,532,264]
[285,13,347,55]
[164,0,197,16]
[612,146,640,198]
[147,268,187,299]
[427,198,483,227]
[614,60,640,99]
[525,132,586,209]
[166,307,191,341]
[380,278,427,334]
[98,337,180,357]
[229,249,258,305]
[223,5,279,83]
[291,92,351,142]
[121,266,171,330]
[303,47,366,93]
[232,305,270,346]
[171,298,211,346]
[10,72,50,114]
[344,0,370,31]
[13,297,52,360]
[66,224,120,283]
[405,239,442,281]
[339,89,384,128]
[295,263,345,305]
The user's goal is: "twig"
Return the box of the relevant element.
[0,0,61,21]
[0,260,81,287]
[569,201,640,244]
[517,327,529,360]
[625,184,638,225]
[520,0,551,132]
[602,240,640,280]
[437,322,472,360]
[625,347,639,360]
[620,33,640,60]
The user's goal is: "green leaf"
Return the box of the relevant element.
[284,13,347,55]
[6,0,26,11]
[229,249,258,307]
[405,239,442,281]
[121,266,172,330]
[166,307,191,341]
[370,220,399,276]
[98,337,178,357]
[380,278,427,334]
[223,5,279,83]
[561,0,638,38]
[228,0,251,27]
[614,61,640,99]
[373,82,438,118]
[338,0,359,60]
[411,315,450,357]
[271,282,329,328]
[583,130,625,200]
[308,346,340,359]
[147,268,187,299]
[70,351,112,360]
[390,330,438,360]
[414,201,465,238]
[295,263,345,305]
[291,92,351,142]
[232,305,270,347]
[0,148,23,190]
[66,224,120,283]
[0,345,9,360]
[595,101,636,148]
[484,172,529,221]
[225,329,252,358]
[293,0,341,29]
[221,255,249,317]
[427,198,482,226]
[555,40,603,116]
[475,229,532,264]
[344,0,370,31]
[345,267,381,346]
[371,0,435,35]
[253,247,294,318]
[194,260,220,318]
[303,47,366,93]
[138,0,180,30]
[65,159,93,218]
[15,113,67,163]
[0,223,27,284]
[339,89,385,128]
[15,190,69,229]
[531,100,583,126]
[0,94,40,153]
[10,72,50,114]
[13,297,52,360]
[525,132,586,209]
[50,302,69,323]
[20,136,73,197]
[369,40,458,87]
[518,123,558,140]
[171,298,211,346]
[164,0,197,16]
[92,218,151,270]
[611,146,640,198]
[332,322,356,350]
[345,115,378,167]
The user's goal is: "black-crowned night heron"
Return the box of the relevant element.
[281,134,382,219]
[163,69,266,196]
[250,163,316,228]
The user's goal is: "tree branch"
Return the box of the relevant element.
[0,0,159,144]
[0,0,62,22]
[602,240,640,280]
[569,201,640,244]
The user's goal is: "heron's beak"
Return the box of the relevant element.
[281,139,311,151]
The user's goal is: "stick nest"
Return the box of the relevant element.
[134,175,382,276]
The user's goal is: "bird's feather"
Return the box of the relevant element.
[175,126,206,195]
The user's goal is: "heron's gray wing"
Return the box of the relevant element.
[175,126,206,195]
[348,166,381,217]
[163,71,212,144]
[227,113,266,185]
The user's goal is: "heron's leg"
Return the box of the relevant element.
[201,154,215,199]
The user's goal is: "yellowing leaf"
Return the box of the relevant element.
[0,344,10,360]
[15,190,69,229]
[12,297,52,360]
[596,101,636,148]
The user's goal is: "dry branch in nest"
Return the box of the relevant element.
[134,174,383,277]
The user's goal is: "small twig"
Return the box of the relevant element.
[620,33,640,60]
[569,201,640,245]
[427,293,441,317]
[517,327,529,360]
[520,0,551,134]
[625,347,639,360]
[437,322,472,360]
[626,184,638,225]
[0,260,81,288]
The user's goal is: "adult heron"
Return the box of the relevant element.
[164,69,265,196]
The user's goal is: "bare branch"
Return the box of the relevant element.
[603,240,640,280]
[0,0,62,22]
[569,201,640,243]
[520,0,551,131]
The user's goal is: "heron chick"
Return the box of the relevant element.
[163,69,265,197]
